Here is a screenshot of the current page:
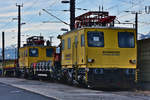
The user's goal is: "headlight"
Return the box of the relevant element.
[88,58,94,63]
[129,60,136,64]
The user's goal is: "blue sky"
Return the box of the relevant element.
[0,0,149,47]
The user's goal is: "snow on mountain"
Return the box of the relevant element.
[0,47,17,60]
[138,33,150,40]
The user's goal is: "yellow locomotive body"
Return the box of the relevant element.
[19,36,56,78]
[3,60,16,76]
[3,60,16,69]
[19,46,55,69]
[61,27,137,88]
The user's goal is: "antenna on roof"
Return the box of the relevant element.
[101,0,104,12]
[99,5,101,11]
[102,5,104,12]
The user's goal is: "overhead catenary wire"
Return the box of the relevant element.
[22,0,65,38]
[23,0,61,32]
[116,0,145,17]
[76,0,84,4]
[0,20,13,31]
[42,9,69,26]
[25,0,40,11]
[23,0,59,24]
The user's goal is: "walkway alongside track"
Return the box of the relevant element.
[0,78,150,100]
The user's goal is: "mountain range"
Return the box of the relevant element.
[0,47,17,60]
[138,33,150,40]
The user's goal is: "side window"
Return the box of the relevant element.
[56,47,60,54]
[118,32,135,48]
[46,48,53,57]
[81,34,85,46]
[87,31,104,47]
[68,38,71,49]
[29,48,38,57]
[62,39,65,50]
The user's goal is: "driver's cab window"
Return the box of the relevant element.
[29,48,38,57]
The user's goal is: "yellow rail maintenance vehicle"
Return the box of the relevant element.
[3,59,17,76]
[60,11,137,88]
[19,36,56,79]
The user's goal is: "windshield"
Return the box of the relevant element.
[118,32,135,48]
[87,31,104,47]
[46,48,53,57]
[29,48,38,57]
